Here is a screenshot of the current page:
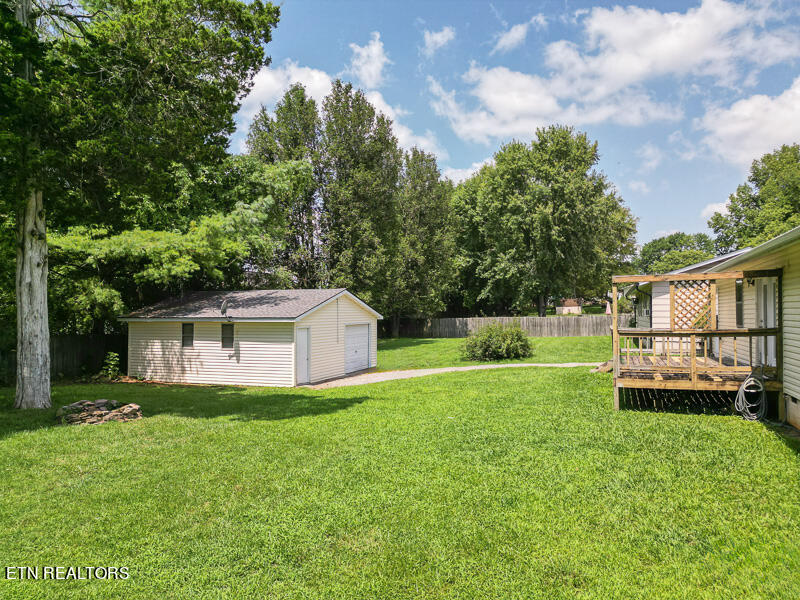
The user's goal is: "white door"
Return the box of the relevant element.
[296,327,310,384]
[345,324,369,373]
[758,279,777,367]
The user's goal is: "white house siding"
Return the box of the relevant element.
[128,321,295,387]
[715,242,800,429]
[295,295,378,384]
[717,278,757,366]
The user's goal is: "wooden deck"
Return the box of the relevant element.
[616,354,782,391]
[610,269,784,410]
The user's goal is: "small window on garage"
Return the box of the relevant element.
[182,323,194,348]
[221,323,234,349]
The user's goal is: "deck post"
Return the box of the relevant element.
[690,334,697,385]
[612,283,619,410]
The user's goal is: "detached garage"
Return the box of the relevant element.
[119,288,381,386]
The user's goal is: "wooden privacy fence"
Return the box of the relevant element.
[0,334,127,384]
[392,314,633,338]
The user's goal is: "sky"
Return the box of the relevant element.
[230,0,800,245]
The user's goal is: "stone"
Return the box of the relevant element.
[56,400,142,425]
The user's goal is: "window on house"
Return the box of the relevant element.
[221,323,234,349]
[182,323,194,348]
[735,279,744,328]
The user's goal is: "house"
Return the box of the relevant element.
[625,248,750,331]
[611,226,800,430]
[119,289,382,387]
[555,298,582,315]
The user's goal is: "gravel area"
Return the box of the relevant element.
[308,362,603,389]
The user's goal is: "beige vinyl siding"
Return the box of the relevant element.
[295,295,378,384]
[651,282,670,328]
[128,321,294,387]
[717,278,758,365]
[715,242,800,428]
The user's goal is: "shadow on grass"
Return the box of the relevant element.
[377,337,439,349]
[620,388,738,416]
[0,383,369,440]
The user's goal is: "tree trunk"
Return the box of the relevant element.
[537,294,548,317]
[391,314,400,338]
[15,190,51,409]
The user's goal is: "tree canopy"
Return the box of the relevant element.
[450,126,636,316]
[709,144,800,253]
[636,232,715,274]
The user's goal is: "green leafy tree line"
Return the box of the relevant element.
[246,81,456,336]
[448,126,637,317]
[1,0,280,408]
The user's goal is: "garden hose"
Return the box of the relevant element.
[734,366,767,421]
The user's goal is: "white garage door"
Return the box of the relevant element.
[345,324,369,373]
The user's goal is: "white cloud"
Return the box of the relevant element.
[655,229,680,238]
[346,32,392,89]
[428,68,680,144]
[421,26,455,58]
[365,90,448,160]
[240,60,333,122]
[544,0,800,102]
[442,158,493,183]
[697,76,800,168]
[491,14,547,55]
[628,180,651,194]
[430,0,799,144]
[668,130,699,161]
[637,143,664,171]
[701,201,728,219]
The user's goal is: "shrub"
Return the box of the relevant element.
[99,352,121,380]
[463,324,532,361]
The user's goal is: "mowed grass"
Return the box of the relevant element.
[377,336,611,371]
[0,370,799,598]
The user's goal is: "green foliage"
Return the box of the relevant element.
[462,324,532,361]
[246,84,323,286]
[451,126,636,316]
[636,232,714,273]
[99,352,120,380]
[319,81,403,310]
[385,149,456,329]
[709,144,800,252]
[47,160,311,333]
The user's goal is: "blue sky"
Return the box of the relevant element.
[231,0,800,245]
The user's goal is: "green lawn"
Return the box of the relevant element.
[1,371,799,598]
[377,335,611,371]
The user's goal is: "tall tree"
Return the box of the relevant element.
[2,0,279,408]
[452,126,636,316]
[384,148,455,336]
[318,80,403,310]
[636,232,715,273]
[709,144,800,253]
[246,84,322,287]
[47,158,312,334]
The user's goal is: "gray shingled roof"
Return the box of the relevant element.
[122,289,347,320]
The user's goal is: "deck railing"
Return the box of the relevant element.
[614,327,780,384]
[610,269,784,407]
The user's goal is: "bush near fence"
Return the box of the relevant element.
[381,314,633,338]
[0,334,127,385]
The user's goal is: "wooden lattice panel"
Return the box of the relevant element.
[672,280,712,329]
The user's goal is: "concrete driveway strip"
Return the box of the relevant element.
[308,362,602,389]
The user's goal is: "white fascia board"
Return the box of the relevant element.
[295,290,383,321]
